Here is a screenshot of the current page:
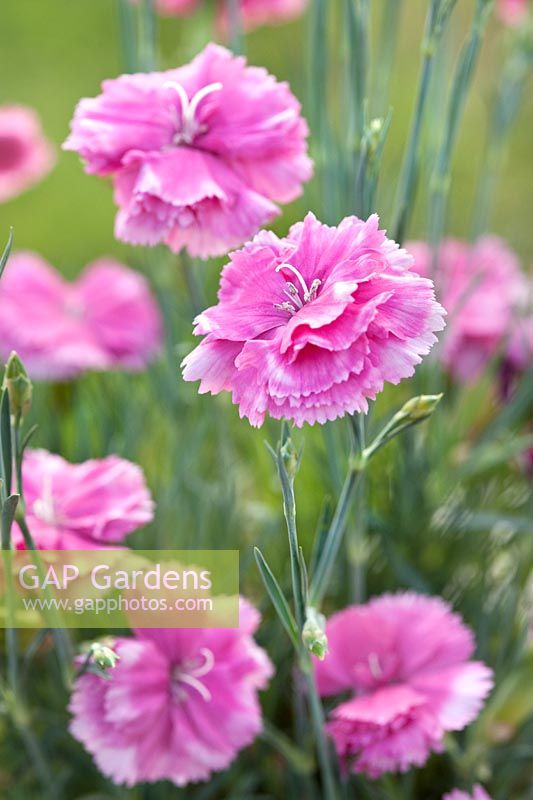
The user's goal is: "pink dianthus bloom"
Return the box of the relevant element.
[497,0,529,26]
[182,213,445,427]
[218,0,308,30]
[12,449,154,550]
[136,0,307,30]
[64,43,312,259]
[409,237,527,382]
[500,315,533,474]
[443,787,492,800]
[506,314,533,374]
[69,600,273,786]
[314,593,493,779]
[154,0,198,13]
[0,105,55,202]
[0,252,162,380]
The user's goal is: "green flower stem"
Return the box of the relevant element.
[2,531,19,698]
[344,0,369,150]
[16,513,74,689]
[373,0,404,116]
[349,415,367,603]
[227,0,244,55]
[182,253,206,318]
[1,503,56,796]
[116,0,137,73]
[471,39,533,238]
[275,451,306,630]
[309,0,337,221]
[11,409,74,688]
[428,0,492,256]
[275,435,339,800]
[310,459,364,606]
[138,0,157,71]
[301,659,339,800]
[344,0,373,218]
[392,0,456,243]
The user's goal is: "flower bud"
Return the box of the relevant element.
[3,352,32,419]
[396,393,443,422]
[302,607,328,660]
[89,641,120,670]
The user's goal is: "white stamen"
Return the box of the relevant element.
[164,81,223,145]
[305,278,321,303]
[368,652,383,680]
[283,282,304,309]
[172,648,214,703]
[276,262,310,298]
[274,263,322,316]
[274,301,297,314]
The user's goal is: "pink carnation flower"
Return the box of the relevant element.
[154,0,198,13]
[218,0,308,30]
[314,593,493,779]
[12,449,154,550]
[136,0,307,30]
[69,600,273,786]
[497,0,529,26]
[182,213,445,427]
[0,252,162,380]
[506,315,533,373]
[443,787,491,800]
[64,44,312,259]
[0,105,55,202]
[409,237,527,382]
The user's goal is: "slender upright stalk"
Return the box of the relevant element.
[392,0,456,243]
[275,435,339,800]
[11,409,74,687]
[344,0,370,216]
[138,0,157,71]
[2,511,18,696]
[310,0,337,221]
[226,0,244,54]
[182,253,206,318]
[275,453,305,629]
[471,40,532,238]
[310,461,363,606]
[1,479,56,796]
[372,0,404,116]
[428,0,492,256]
[300,662,338,800]
[116,0,137,73]
[349,415,367,603]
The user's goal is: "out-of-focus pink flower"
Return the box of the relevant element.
[64,44,312,259]
[69,600,273,786]
[0,252,162,380]
[218,0,308,31]
[154,0,198,13]
[501,315,533,474]
[0,105,55,202]
[443,787,492,800]
[500,315,533,399]
[13,449,154,550]
[314,593,493,779]
[409,237,527,382]
[133,0,307,30]
[497,0,529,27]
[506,315,533,373]
[182,213,445,427]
